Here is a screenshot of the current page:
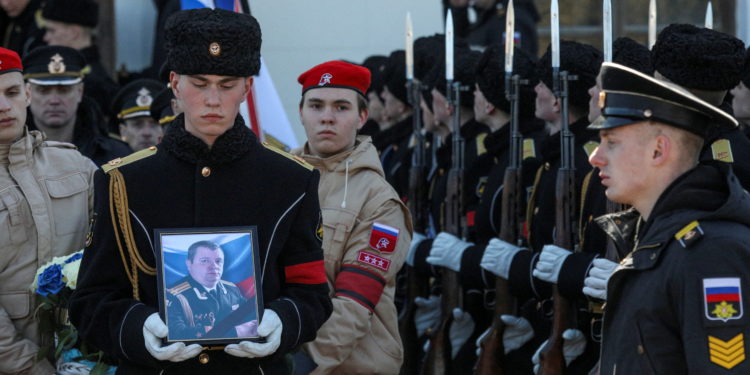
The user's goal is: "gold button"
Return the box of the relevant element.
[201,167,211,177]
[198,352,209,364]
[637,345,644,354]
[149,146,157,151]
[544,162,550,170]
[643,109,653,118]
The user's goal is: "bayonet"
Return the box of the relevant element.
[648,0,657,49]
[705,1,713,29]
[603,0,612,62]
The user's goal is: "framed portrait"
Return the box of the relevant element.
[154,226,263,346]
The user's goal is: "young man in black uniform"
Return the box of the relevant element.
[592,62,750,375]
[69,8,332,374]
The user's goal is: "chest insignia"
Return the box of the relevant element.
[369,222,399,253]
[708,333,745,369]
[703,278,743,322]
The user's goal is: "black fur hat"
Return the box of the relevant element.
[652,24,745,91]
[42,0,98,28]
[382,50,409,105]
[430,48,482,109]
[165,8,261,77]
[613,37,653,75]
[361,55,388,96]
[475,45,538,119]
[537,40,602,111]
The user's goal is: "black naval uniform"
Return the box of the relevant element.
[79,45,120,117]
[166,276,252,341]
[599,162,750,374]
[70,116,332,374]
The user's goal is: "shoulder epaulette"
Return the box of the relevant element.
[475,133,488,156]
[674,220,704,248]
[220,280,237,287]
[102,146,158,173]
[262,142,313,171]
[522,138,537,160]
[583,141,599,158]
[168,281,191,295]
[711,139,734,163]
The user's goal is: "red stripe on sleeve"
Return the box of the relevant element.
[334,265,386,312]
[285,260,326,284]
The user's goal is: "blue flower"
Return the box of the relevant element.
[65,253,83,264]
[37,264,65,296]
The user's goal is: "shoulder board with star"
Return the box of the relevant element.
[168,281,191,296]
[102,146,158,173]
[674,220,704,248]
[582,141,599,158]
[262,142,313,171]
[522,138,537,160]
[476,133,488,156]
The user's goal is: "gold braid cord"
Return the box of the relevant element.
[108,169,156,300]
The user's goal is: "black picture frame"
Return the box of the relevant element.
[154,226,263,346]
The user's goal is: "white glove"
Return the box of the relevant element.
[57,361,90,375]
[532,329,587,374]
[533,244,572,283]
[143,313,202,362]
[414,295,441,337]
[225,309,282,358]
[481,238,527,279]
[473,315,534,356]
[583,258,618,300]
[426,232,473,272]
[501,314,534,354]
[449,308,475,359]
[407,232,427,266]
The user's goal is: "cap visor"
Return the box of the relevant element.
[587,115,641,130]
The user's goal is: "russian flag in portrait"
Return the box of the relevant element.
[369,223,399,253]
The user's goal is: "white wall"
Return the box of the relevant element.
[251,1,444,144]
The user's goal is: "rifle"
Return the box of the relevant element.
[399,15,432,371]
[474,72,527,374]
[421,81,465,375]
[538,70,579,375]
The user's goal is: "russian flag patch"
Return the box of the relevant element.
[704,278,743,322]
[369,222,399,253]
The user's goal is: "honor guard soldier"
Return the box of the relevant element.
[24,45,132,166]
[0,47,96,374]
[41,0,120,117]
[293,60,413,374]
[166,241,257,341]
[111,79,165,151]
[0,0,45,56]
[359,55,388,137]
[592,62,750,374]
[69,8,332,374]
[651,24,750,190]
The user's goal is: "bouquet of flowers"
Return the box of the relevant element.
[31,250,115,375]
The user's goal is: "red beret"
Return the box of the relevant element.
[298,60,371,97]
[0,48,23,75]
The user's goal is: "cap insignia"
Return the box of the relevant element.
[48,54,66,74]
[598,91,606,109]
[136,88,153,107]
[209,42,221,57]
[318,73,333,86]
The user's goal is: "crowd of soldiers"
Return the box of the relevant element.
[3,0,750,374]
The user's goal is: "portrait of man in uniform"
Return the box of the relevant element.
[156,229,261,344]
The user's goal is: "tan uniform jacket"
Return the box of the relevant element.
[0,130,96,375]
[295,136,413,374]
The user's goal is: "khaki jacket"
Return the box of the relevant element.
[0,130,96,375]
[295,137,413,374]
